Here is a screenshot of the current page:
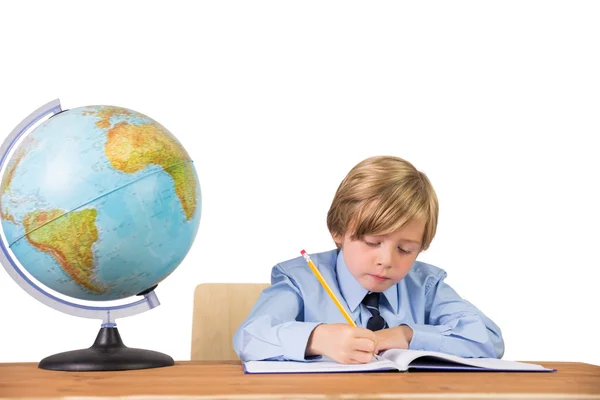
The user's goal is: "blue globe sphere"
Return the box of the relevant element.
[0,105,201,301]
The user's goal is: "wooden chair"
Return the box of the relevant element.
[190,283,270,361]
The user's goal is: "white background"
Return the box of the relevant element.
[0,1,598,366]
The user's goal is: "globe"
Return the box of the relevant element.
[0,99,201,371]
[1,104,201,301]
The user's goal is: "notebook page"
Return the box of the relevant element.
[381,349,553,371]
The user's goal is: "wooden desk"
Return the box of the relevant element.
[1,361,599,399]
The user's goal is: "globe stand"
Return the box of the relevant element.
[38,326,174,371]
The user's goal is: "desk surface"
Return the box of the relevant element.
[1,361,599,399]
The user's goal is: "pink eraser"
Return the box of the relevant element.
[300,250,306,255]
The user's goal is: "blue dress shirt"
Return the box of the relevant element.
[233,249,504,362]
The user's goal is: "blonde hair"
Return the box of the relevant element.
[327,156,438,251]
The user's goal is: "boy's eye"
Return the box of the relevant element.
[364,240,411,254]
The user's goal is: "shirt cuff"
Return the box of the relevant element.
[404,322,444,353]
[278,322,322,361]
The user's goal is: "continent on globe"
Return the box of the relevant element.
[22,208,106,294]
[84,106,198,220]
[0,135,37,224]
[0,151,22,224]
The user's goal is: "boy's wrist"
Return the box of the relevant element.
[305,324,325,357]
[401,324,414,343]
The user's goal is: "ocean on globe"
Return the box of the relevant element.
[0,106,201,301]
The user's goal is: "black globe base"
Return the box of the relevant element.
[38,327,174,371]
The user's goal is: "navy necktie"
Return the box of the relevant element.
[362,292,388,331]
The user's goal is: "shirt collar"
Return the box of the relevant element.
[336,249,399,313]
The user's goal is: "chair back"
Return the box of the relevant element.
[190,282,269,360]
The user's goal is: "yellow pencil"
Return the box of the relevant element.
[301,249,356,326]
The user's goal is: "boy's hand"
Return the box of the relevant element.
[306,324,377,364]
[374,325,414,353]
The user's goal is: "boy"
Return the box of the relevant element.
[233,156,504,364]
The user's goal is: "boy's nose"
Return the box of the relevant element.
[376,248,394,268]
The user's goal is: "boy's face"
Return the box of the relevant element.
[333,219,425,292]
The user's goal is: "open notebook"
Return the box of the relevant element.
[243,349,556,373]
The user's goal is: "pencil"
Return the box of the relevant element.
[300,250,356,326]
